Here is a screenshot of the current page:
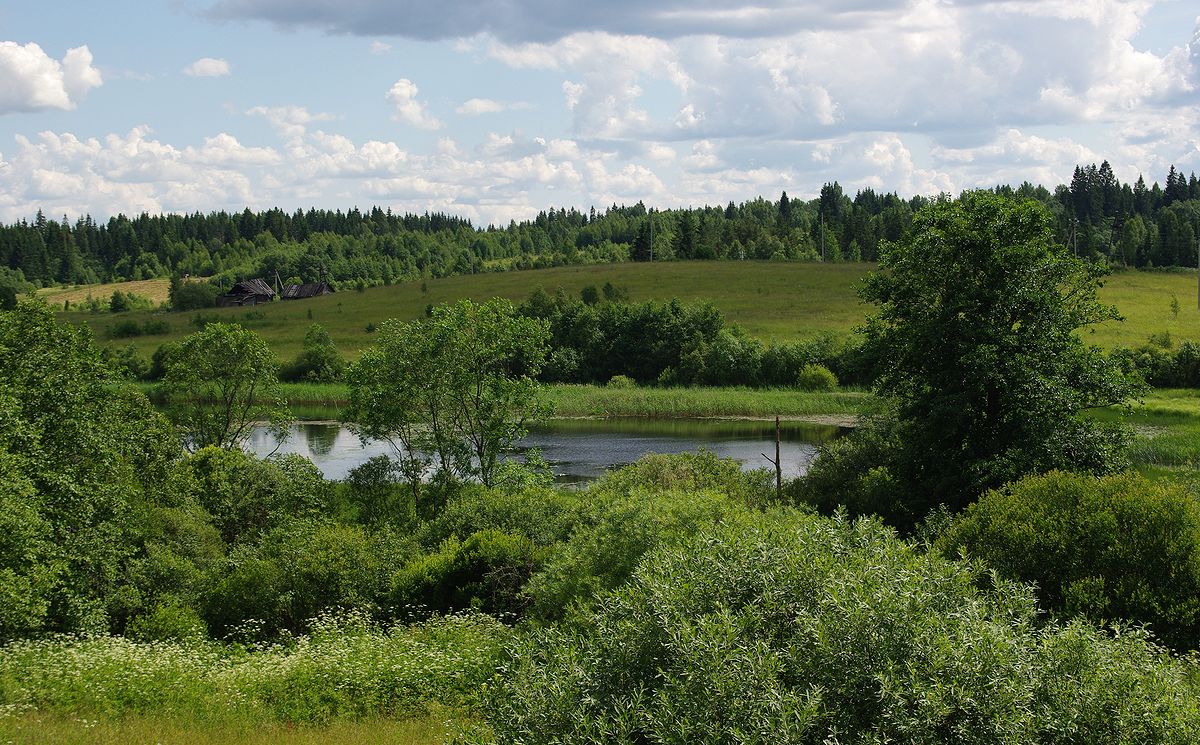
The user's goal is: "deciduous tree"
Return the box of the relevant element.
[159,323,292,451]
[804,191,1139,526]
[347,299,551,490]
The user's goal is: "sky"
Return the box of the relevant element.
[0,0,1196,226]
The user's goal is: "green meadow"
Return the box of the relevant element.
[61,262,1200,362]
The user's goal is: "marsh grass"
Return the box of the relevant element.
[545,384,876,420]
[1089,389,1200,470]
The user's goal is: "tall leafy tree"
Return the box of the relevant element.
[158,323,292,451]
[348,298,551,489]
[806,192,1139,527]
[0,300,181,634]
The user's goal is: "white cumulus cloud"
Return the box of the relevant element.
[183,57,231,77]
[0,42,102,114]
[456,97,532,115]
[387,78,441,129]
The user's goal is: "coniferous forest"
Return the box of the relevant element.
[2,162,1198,297]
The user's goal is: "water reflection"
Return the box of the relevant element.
[303,424,339,458]
[246,418,845,483]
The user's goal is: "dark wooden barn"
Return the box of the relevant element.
[217,278,277,307]
[281,281,335,300]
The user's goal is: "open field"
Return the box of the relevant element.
[39,277,173,307]
[62,262,872,361]
[59,263,1200,362]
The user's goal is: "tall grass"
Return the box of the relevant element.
[0,713,458,745]
[0,612,506,726]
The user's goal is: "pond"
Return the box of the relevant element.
[246,418,846,483]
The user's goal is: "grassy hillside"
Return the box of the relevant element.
[60,262,1199,362]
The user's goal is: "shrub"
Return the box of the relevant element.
[109,290,154,313]
[605,374,636,389]
[479,512,1200,743]
[109,319,144,338]
[796,362,838,390]
[792,413,912,522]
[527,487,746,620]
[938,470,1200,650]
[281,324,347,383]
[417,484,585,550]
[390,530,546,619]
[109,318,171,339]
[590,450,773,508]
[170,281,219,311]
[344,455,416,528]
[125,597,207,642]
[183,448,331,544]
[202,519,413,638]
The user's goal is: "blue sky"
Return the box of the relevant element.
[0,0,1196,225]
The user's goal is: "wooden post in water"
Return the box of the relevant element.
[775,415,782,501]
[762,414,783,502]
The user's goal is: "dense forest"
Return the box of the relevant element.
[1,163,1198,297]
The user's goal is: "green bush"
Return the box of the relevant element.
[588,450,773,508]
[183,448,331,544]
[202,519,413,638]
[792,413,912,523]
[796,362,838,391]
[391,530,546,619]
[125,596,207,642]
[527,487,746,620]
[109,318,144,338]
[281,324,347,383]
[109,290,154,313]
[417,484,585,549]
[170,281,220,311]
[605,374,636,389]
[344,455,416,528]
[939,470,1200,649]
[480,512,1200,743]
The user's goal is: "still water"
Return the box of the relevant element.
[246,418,844,483]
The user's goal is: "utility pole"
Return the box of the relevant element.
[648,208,653,263]
[820,216,825,262]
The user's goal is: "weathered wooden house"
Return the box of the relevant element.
[216,278,277,307]
[281,281,335,300]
